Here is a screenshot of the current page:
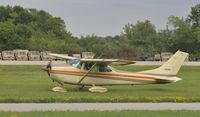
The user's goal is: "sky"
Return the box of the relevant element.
[0,0,199,37]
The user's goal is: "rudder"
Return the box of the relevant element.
[139,50,189,75]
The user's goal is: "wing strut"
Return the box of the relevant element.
[77,63,97,84]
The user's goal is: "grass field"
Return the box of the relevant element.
[0,65,200,102]
[1,110,200,117]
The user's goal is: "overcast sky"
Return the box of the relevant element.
[0,0,199,37]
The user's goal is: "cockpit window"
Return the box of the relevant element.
[83,63,112,72]
[99,66,112,72]
[68,59,80,68]
[69,60,113,72]
[84,64,93,71]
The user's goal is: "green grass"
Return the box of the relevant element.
[0,65,200,102]
[1,110,200,117]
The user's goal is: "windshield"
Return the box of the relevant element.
[99,65,112,72]
[68,59,80,68]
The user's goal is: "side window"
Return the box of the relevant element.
[84,64,99,72]
[99,66,112,72]
[82,64,112,72]
[91,66,99,72]
[84,64,93,71]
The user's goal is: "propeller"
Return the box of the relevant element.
[42,60,52,76]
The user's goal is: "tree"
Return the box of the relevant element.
[187,4,200,51]
[157,29,173,53]
[168,16,195,52]
[122,20,157,56]
[188,4,200,27]
[0,6,12,22]
[0,21,16,50]
[0,21,32,50]
[0,5,75,53]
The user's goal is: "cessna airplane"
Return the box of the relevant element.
[42,50,188,93]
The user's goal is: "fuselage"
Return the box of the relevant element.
[48,65,181,86]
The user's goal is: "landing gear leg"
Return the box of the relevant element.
[74,85,85,91]
[59,83,64,88]
[79,85,85,90]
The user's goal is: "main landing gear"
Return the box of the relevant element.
[88,85,108,93]
[52,86,67,93]
[51,84,108,93]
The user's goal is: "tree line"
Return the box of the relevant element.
[0,4,200,59]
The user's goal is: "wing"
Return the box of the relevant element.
[48,53,135,65]
[80,59,135,65]
[48,53,76,60]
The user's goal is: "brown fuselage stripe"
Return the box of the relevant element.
[137,73,176,77]
[50,72,157,83]
[115,70,176,77]
[49,70,156,81]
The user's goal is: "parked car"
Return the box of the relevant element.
[82,52,95,59]
[138,55,154,61]
[13,50,29,61]
[72,54,81,59]
[154,52,173,61]
[0,52,2,60]
[192,57,200,61]
[41,51,55,61]
[28,51,41,61]
[2,50,15,60]
[154,54,161,61]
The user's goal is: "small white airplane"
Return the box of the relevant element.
[42,50,188,93]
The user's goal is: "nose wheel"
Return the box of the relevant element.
[52,86,67,93]
[52,82,66,93]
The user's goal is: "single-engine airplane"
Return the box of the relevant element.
[42,50,188,93]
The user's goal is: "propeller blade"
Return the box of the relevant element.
[42,60,52,76]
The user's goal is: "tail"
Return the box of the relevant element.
[139,50,189,75]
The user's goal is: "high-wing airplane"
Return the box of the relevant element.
[42,50,188,93]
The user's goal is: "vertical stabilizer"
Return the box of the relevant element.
[139,50,189,75]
